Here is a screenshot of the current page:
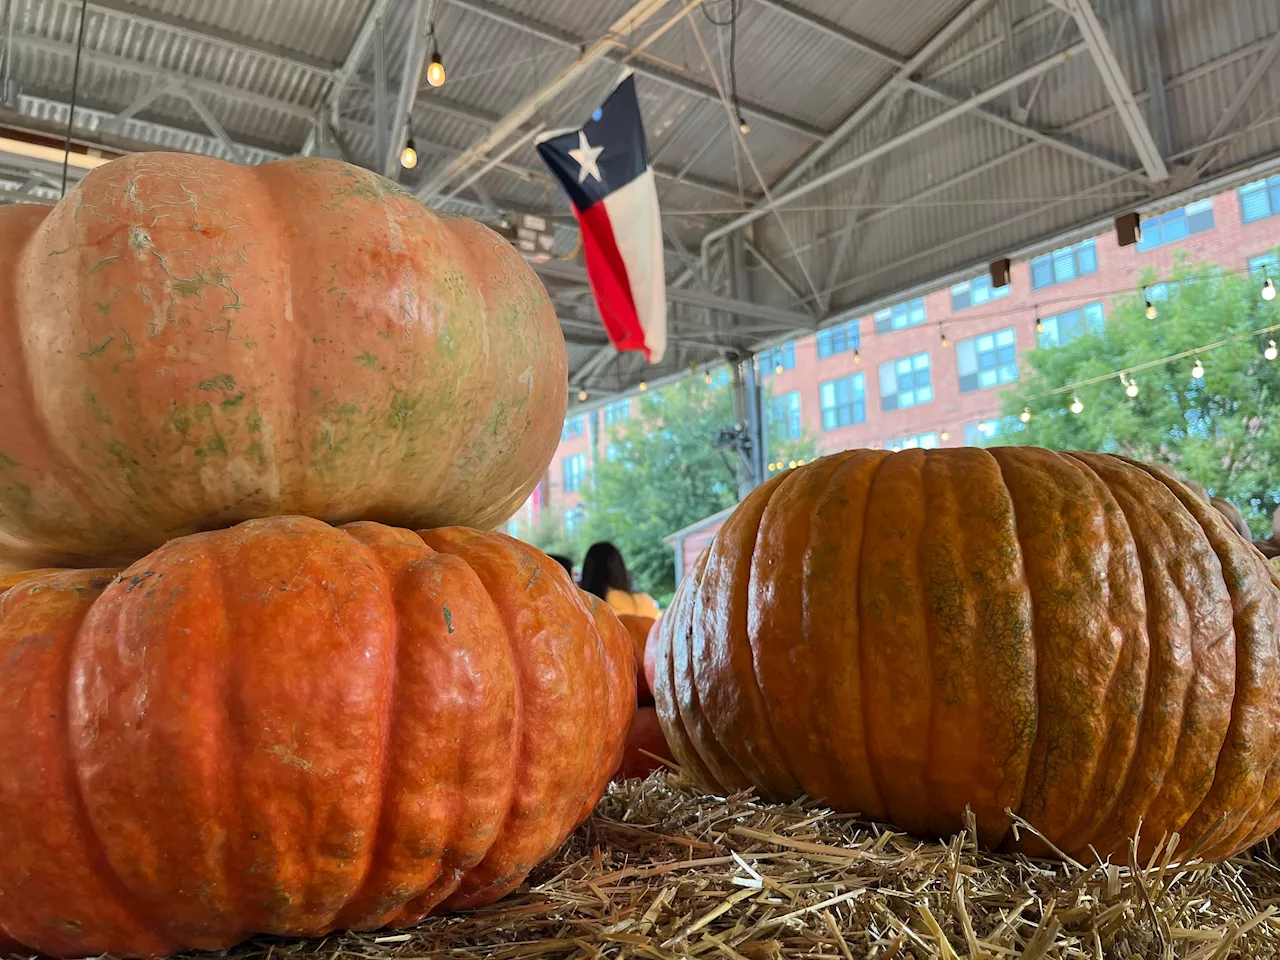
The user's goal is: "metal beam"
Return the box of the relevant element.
[1188,28,1280,178]
[1058,0,1169,181]
[772,0,995,196]
[13,33,315,123]
[701,40,1090,253]
[178,84,248,163]
[372,14,389,174]
[418,0,671,199]
[1135,0,1171,161]
[330,0,397,121]
[101,79,169,132]
[384,0,433,177]
[743,237,811,311]
[534,259,814,330]
[442,0,825,141]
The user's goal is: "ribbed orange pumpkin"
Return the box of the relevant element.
[0,153,565,568]
[653,447,1280,862]
[0,517,633,958]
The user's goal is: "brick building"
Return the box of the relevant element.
[513,175,1280,547]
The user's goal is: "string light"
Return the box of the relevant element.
[425,25,446,87]
[1020,407,1032,423]
[578,389,588,401]
[940,326,949,347]
[639,381,648,391]
[399,138,418,169]
[1191,357,1204,379]
[788,460,797,469]
[768,462,776,472]
[705,372,713,384]
[854,348,861,364]
[775,363,783,375]
[1267,339,1278,361]
[1126,378,1139,398]
[940,430,950,441]
[1070,396,1084,414]
[1265,278,1277,302]
[1035,316,1044,334]
[1145,299,1158,320]
[738,116,750,135]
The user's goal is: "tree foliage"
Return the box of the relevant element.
[573,375,817,605]
[998,254,1280,534]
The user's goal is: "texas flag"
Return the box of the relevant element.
[537,71,667,364]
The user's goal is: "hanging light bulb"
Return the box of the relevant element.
[1020,406,1032,424]
[940,326,949,347]
[399,137,418,169]
[854,348,861,364]
[639,381,648,391]
[1145,299,1158,320]
[1126,379,1139,398]
[426,49,446,87]
[775,363,783,375]
[768,462,776,472]
[737,115,750,135]
[1264,277,1277,302]
[1266,339,1278,361]
[940,430,950,442]
[704,372,713,384]
[1070,396,1084,415]
[788,460,797,469]
[1035,316,1044,334]
[1191,357,1204,380]
[578,389,588,402]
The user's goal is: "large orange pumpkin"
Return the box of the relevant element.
[0,517,633,958]
[653,448,1280,862]
[0,153,565,568]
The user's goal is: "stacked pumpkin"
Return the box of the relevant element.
[0,154,636,958]
[614,614,675,780]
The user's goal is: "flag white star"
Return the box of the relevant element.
[568,130,604,184]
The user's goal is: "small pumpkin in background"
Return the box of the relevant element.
[610,614,675,780]
[653,447,1280,863]
[642,614,661,700]
[0,153,566,570]
[0,518,633,959]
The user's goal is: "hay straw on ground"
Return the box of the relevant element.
[208,773,1280,960]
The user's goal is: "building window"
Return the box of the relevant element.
[761,342,795,376]
[562,452,587,493]
[950,274,1011,310]
[879,352,933,411]
[770,390,802,440]
[604,443,619,461]
[561,415,584,441]
[963,420,1002,446]
[1240,175,1280,223]
[1030,238,1098,289]
[1249,252,1280,278]
[603,400,630,426]
[885,433,938,451]
[1137,199,1215,250]
[1038,302,1105,348]
[819,373,866,430]
[873,297,926,334]
[816,319,861,358]
[956,327,1017,393]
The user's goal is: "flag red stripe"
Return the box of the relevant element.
[573,201,648,355]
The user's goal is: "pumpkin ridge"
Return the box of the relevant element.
[855,450,893,820]
[1058,452,1153,854]
[65,576,181,952]
[330,529,407,928]
[1131,460,1280,858]
[984,447,1040,853]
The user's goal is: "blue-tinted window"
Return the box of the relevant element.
[951,274,1011,310]
[816,319,861,358]
[956,327,1017,393]
[1038,302,1105,348]
[761,341,795,375]
[561,415,584,441]
[770,390,802,440]
[819,374,866,430]
[873,298,926,334]
[1137,199,1215,250]
[879,352,932,411]
[1240,176,1280,222]
[562,452,588,492]
[1031,238,1098,289]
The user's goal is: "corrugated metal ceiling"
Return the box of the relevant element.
[0,0,1278,398]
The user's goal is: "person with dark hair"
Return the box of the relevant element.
[548,554,575,579]
[580,541,659,618]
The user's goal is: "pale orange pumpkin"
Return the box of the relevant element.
[0,154,565,568]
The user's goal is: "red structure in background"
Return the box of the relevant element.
[515,177,1280,552]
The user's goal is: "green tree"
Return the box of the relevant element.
[580,374,818,605]
[998,255,1280,534]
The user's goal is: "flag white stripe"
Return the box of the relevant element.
[601,168,667,364]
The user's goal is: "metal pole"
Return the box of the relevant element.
[373,17,389,180]
[730,233,765,495]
